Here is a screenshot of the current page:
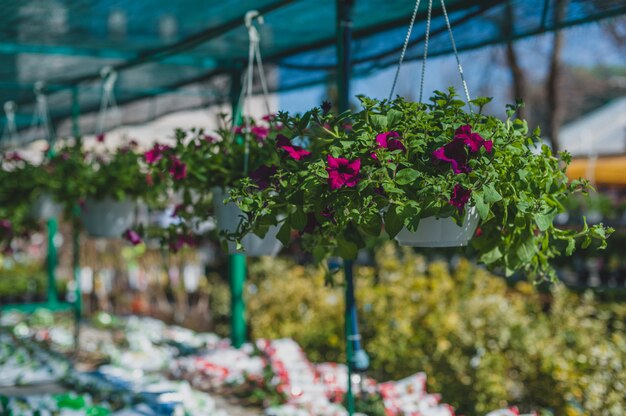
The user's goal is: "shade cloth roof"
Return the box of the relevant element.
[1,0,624,140]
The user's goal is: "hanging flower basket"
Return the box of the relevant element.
[80,197,135,238]
[29,194,63,220]
[395,207,479,247]
[212,187,282,256]
[228,90,612,279]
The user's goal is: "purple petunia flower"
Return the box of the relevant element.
[171,204,185,218]
[321,101,332,116]
[276,135,311,160]
[449,184,472,212]
[249,165,278,190]
[302,213,319,234]
[169,157,187,180]
[123,229,142,246]
[433,140,472,174]
[326,155,361,190]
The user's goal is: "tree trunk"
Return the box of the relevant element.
[547,0,568,154]
[505,1,526,120]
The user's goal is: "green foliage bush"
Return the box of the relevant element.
[244,245,626,415]
[0,260,65,301]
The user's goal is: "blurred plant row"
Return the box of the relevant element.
[236,243,626,416]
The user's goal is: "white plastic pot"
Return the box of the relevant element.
[29,194,62,220]
[395,207,479,247]
[80,197,136,238]
[212,187,282,256]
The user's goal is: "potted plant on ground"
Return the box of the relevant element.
[228,89,611,279]
[144,114,283,255]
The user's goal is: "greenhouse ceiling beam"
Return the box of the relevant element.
[357,3,626,71]
[0,42,218,69]
[11,0,294,103]
[278,0,498,70]
[267,0,626,69]
[264,0,500,62]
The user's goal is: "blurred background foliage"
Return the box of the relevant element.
[244,243,626,416]
[3,241,626,415]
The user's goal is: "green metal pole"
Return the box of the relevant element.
[46,218,59,305]
[229,69,247,348]
[344,259,356,414]
[71,86,82,353]
[337,0,355,414]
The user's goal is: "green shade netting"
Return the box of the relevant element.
[0,0,624,136]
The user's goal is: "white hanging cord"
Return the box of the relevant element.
[31,81,55,144]
[440,0,472,106]
[418,0,433,103]
[245,10,271,115]
[96,66,120,136]
[234,10,273,175]
[388,0,422,101]
[2,101,17,143]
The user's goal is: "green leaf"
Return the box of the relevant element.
[516,238,536,263]
[371,115,388,131]
[483,185,502,203]
[361,213,382,236]
[383,206,404,239]
[472,192,489,220]
[565,238,576,256]
[313,246,327,264]
[336,238,359,260]
[276,220,292,246]
[534,212,554,232]
[291,208,307,231]
[386,109,402,128]
[480,246,503,265]
[395,168,420,185]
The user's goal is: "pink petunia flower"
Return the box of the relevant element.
[0,219,12,231]
[5,152,23,162]
[251,126,270,141]
[169,157,187,180]
[276,135,311,160]
[449,184,472,212]
[144,144,170,164]
[454,125,492,153]
[262,114,276,122]
[123,229,142,246]
[326,155,361,190]
[376,131,406,152]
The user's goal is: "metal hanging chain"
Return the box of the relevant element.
[2,101,17,143]
[234,10,272,175]
[440,0,472,106]
[31,81,55,144]
[418,0,433,103]
[388,0,422,101]
[96,66,120,136]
